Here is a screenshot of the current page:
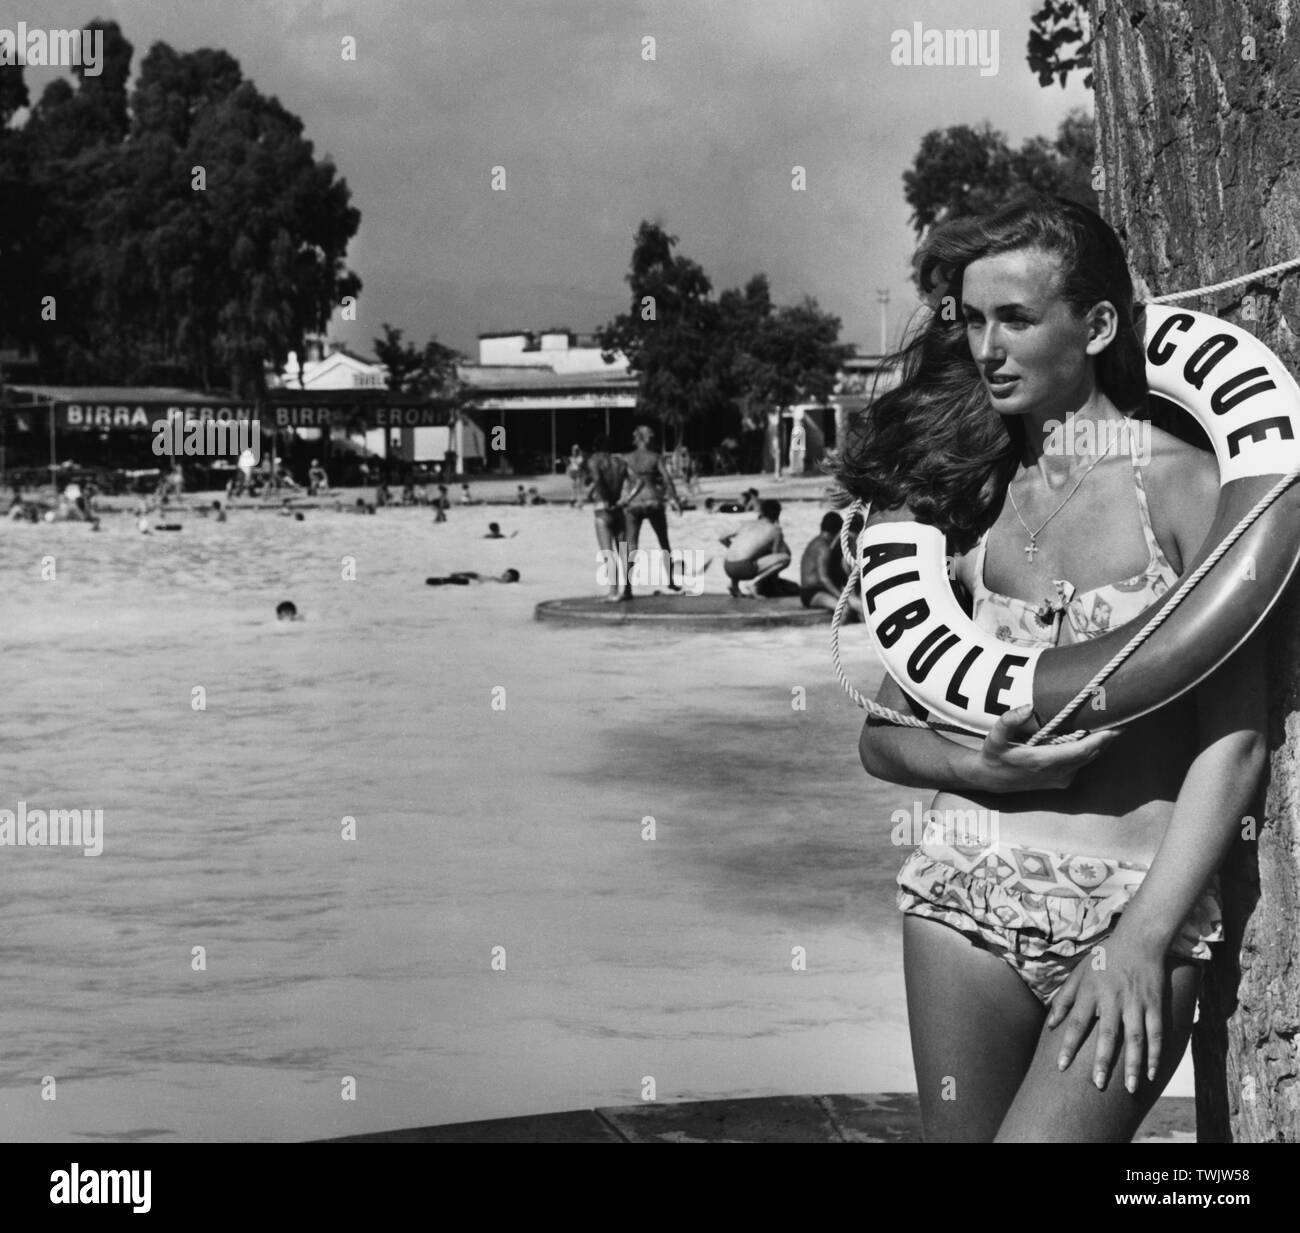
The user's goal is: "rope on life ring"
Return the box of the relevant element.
[1149,256,1300,304]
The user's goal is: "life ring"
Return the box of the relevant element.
[856,305,1300,735]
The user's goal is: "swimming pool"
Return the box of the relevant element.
[0,499,1190,1140]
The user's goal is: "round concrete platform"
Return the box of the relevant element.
[535,593,832,629]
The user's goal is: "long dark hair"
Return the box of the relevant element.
[830,195,1148,554]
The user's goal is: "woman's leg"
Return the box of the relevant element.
[647,507,679,588]
[622,508,644,596]
[594,512,623,598]
[903,915,1046,1142]
[994,959,1202,1142]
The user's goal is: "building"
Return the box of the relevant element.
[272,339,484,469]
[458,329,638,475]
[279,341,388,390]
[758,348,900,476]
[270,328,642,476]
[257,328,900,479]
[459,329,901,477]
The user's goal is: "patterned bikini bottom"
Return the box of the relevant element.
[896,838,1223,1006]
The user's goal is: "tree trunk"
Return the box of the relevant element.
[1093,0,1300,1141]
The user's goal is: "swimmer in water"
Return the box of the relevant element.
[276,601,300,621]
[425,569,521,586]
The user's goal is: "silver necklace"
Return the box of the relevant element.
[1007,445,1114,562]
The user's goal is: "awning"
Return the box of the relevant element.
[2,386,460,432]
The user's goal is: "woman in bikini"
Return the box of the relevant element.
[621,424,683,597]
[834,196,1267,1142]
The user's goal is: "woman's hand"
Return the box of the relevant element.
[1047,933,1168,1092]
[968,704,1120,792]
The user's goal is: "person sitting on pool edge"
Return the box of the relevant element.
[705,490,755,514]
[426,569,521,586]
[800,511,864,619]
[721,499,801,598]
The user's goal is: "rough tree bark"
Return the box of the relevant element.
[1092,0,1300,1141]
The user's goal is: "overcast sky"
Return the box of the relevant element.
[18,0,1090,357]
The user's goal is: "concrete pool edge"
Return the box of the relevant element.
[318,1091,1196,1143]
[535,594,834,628]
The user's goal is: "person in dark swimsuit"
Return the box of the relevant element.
[621,425,682,598]
[800,511,863,616]
[585,434,631,601]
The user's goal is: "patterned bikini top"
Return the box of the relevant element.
[970,441,1180,648]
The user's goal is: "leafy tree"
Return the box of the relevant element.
[903,110,1097,240]
[598,221,724,445]
[601,225,851,450]
[903,122,1017,236]
[1027,0,1092,88]
[0,62,35,356]
[373,324,462,397]
[713,274,776,432]
[17,21,134,380]
[4,21,362,395]
[717,275,850,426]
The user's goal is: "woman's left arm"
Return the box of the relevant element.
[1108,641,1267,958]
[1050,642,1266,1092]
[1108,441,1263,960]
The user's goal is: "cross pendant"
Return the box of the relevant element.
[1024,540,1038,562]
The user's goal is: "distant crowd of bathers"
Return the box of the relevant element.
[6,432,864,617]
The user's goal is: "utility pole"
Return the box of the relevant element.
[876,288,890,355]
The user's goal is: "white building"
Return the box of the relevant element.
[475,329,629,376]
[277,342,389,390]
[273,340,482,465]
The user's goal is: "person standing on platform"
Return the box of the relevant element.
[621,424,682,598]
[584,434,630,602]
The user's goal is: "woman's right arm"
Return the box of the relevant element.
[859,672,1121,793]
